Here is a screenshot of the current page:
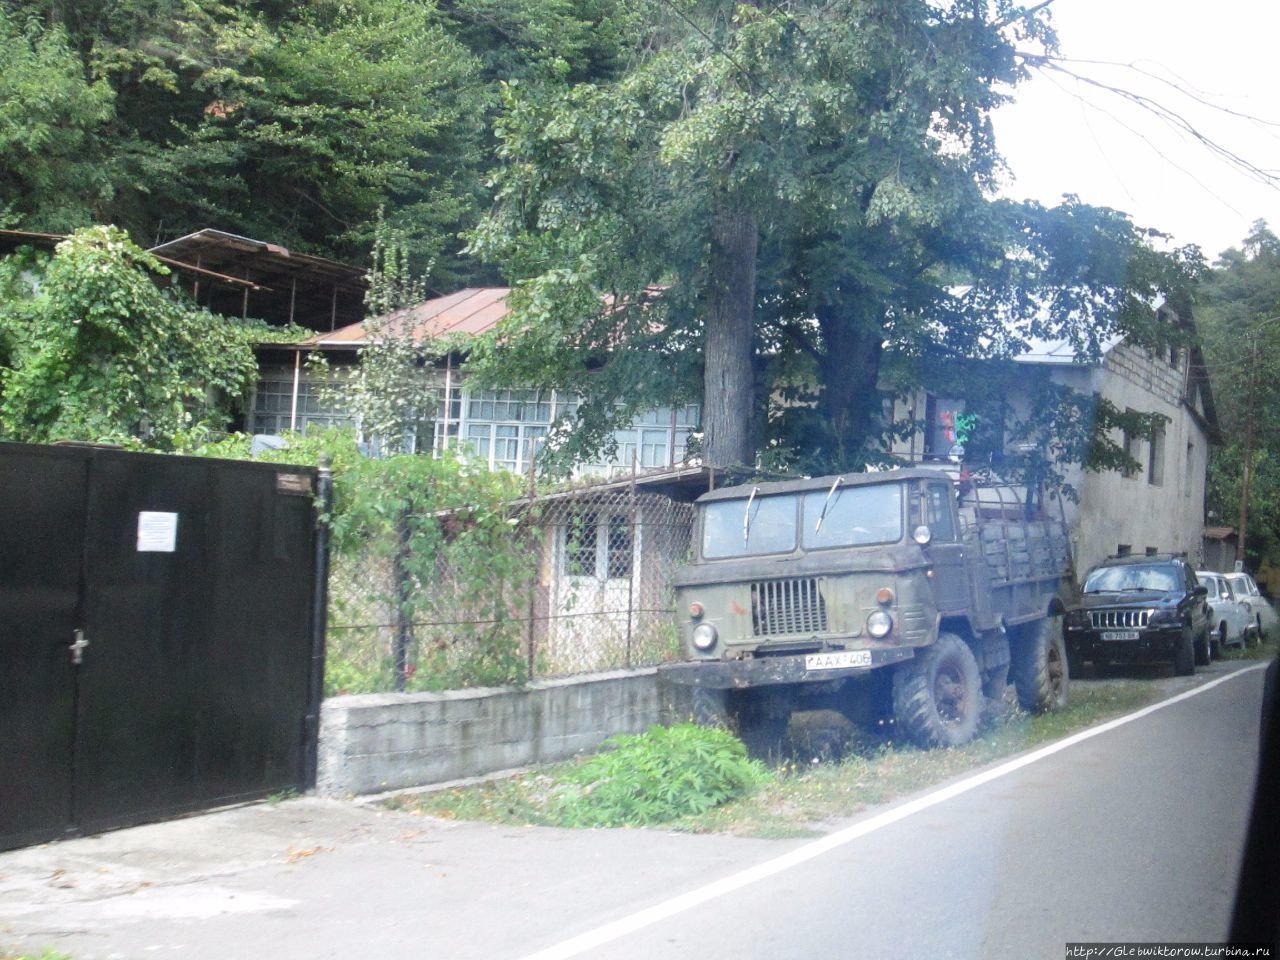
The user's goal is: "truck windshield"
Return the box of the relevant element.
[702,495,797,559]
[802,484,902,549]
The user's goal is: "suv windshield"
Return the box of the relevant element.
[1083,563,1181,594]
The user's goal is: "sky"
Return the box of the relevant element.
[991,0,1280,262]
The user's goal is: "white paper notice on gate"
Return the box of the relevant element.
[136,511,179,552]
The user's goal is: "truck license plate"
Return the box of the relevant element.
[1101,630,1140,641]
[805,650,872,671]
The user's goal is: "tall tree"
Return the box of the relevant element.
[1196,221,1280,565]
[470,0,1200,472]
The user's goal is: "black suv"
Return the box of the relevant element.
[1063,555,1211,675]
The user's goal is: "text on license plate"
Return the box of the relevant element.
[805,650,872,671]
[1101,630,1140,641]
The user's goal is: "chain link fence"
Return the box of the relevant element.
[325,480,695,694]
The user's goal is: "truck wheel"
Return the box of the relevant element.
[735,690,790,762]
[891,633,982,749]
[1011,617,1069,713]
[692,686,732,730]
[1174,627,1195,676]
[1194,627,1211,667]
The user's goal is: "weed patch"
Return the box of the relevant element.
[392,681,1163,836]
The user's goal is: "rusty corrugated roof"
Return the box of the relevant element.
[291,287,512,349]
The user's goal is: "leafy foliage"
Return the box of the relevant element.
[313,214,439,453]
[0,226,273,447]
[0,13,115,230]
[556,723,768,827]
[470,0,1202,474]
[178,426,534,693]
[1197,221,1280,565]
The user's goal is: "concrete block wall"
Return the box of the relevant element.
[317,669,665,797]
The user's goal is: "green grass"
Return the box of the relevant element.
[1,950,72,960]
[390,681,1163,837]
[1219,633,1278,662]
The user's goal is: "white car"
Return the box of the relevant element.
[1198,571,1251,655]
[1225,572,1278,643]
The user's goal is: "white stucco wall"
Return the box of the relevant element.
[889,341,1211,580]
[1052,344,1208,575]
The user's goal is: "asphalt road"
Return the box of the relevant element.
[0,661,1267,960]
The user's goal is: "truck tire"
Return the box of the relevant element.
[1010,617,1069,713]
[735,690,790,762]
[1174,627,1195,676]
[692,686,732,730]
[892,633,982,749]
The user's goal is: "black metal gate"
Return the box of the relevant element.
[0,442,328,851]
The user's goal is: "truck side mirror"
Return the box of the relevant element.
[913,525,932,546]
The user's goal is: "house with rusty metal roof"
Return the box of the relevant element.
[250,286,702,480]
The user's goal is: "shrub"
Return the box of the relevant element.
[556,724,769,827]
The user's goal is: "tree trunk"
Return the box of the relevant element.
[816,297,885,470]
[701,206,758,469]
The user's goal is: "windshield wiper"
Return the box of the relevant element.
[742,486,759,545]
[814,475,843,535]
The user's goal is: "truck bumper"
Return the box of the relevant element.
[656,646,915,689]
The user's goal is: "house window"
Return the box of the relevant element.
[1168,345,1180,368]
[924,396,965,460]
[563,511,600,576]
[1145,546,1158,557]
[1185,442,1194,497]
[250,377,352,435]
[461,388,553,473]
[1117,544,1132,557]
[1147,425,1165,486]
[1122,412,1142,478]
[560,510,633,580]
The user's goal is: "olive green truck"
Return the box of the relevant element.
[657,468,1074,751]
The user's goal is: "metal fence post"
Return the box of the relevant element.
[526,456,539,680]
[302,455,333,789]
[625,452,638,668]
[392,507,414,692]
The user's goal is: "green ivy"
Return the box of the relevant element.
[0,226,288,448]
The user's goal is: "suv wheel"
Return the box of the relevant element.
[1174,627,1196,676]
[1194,627,1212,667]
[1210,623,1225,660]
[892,633,983,749]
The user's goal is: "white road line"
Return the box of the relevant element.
[519,663,1270,960]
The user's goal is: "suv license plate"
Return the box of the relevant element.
[1101,630,1140,641]
[805,650,872,671]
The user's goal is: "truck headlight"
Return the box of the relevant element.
[692,623,718,651]
[866,610,893,639]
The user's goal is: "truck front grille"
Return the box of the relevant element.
[1089,609,1151,629]
[752,577,828,637]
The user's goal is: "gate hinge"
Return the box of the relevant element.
[70,628,89,665]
